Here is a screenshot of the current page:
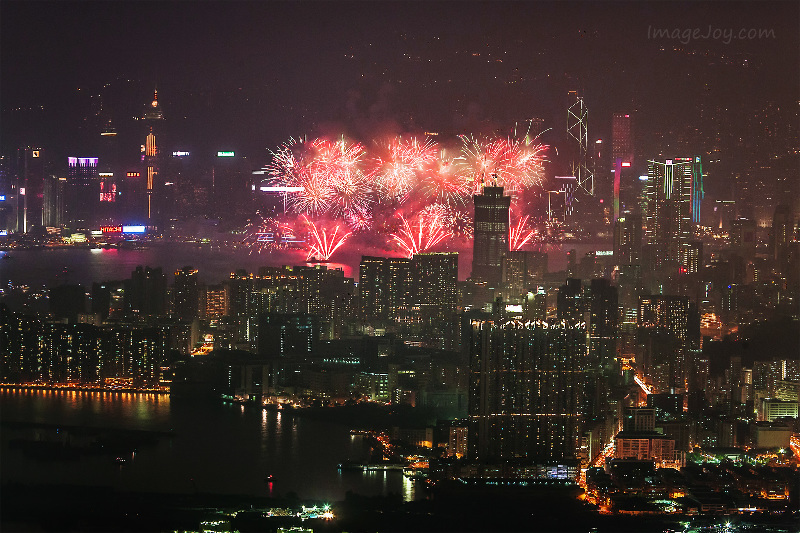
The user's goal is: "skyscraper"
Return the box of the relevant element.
[611,113,633,222]
[65,157,100,229]
[15,147,45,232]
[472,183,510,286]
[142,89,164,224]
[358,256,389,321]
[644,157,702,271]
[468,318,587,464]
[638,295,699,390]
[174,267,199,320]
[413,252,458,323]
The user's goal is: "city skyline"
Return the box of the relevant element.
[1,1,798,531]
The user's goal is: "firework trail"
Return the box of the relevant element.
[510,214,536,251]
[390,209,451,258]
[302,215,351,261]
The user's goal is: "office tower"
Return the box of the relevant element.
[413,252,458,323]
[212,151,252,222]
[125,266,167,316]
[567,91,593,196]
[557,278,584,322]
[644,157,701,271]
[65,157,100,229]
[42,175,66,227]
[472,184,510,286]
[142,89,164,224]
[0,156,12,232]
[359,256,388,321]
[468,318,587,464]
[613,213,642,268]
[638,295,699,391]
[174,267,199,321]
[501,250,548,300]
[612,113,634,222]
[15,147,46,232]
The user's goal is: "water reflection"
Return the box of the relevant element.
[1,389,424,501]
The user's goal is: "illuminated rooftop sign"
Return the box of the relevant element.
[68,157,98,167]
[101,225,123,233]
[595,250,613,256]
[172,151,191,157]
[217,151,235,157]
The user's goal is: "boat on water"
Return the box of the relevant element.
[264,474,276,482]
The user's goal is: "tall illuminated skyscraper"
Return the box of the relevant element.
[611,113,633,222]
[15,147,45,232]
[472,183,510,286]
[65,157,99,229]
[644,157,702,271]
[142,89,164,224]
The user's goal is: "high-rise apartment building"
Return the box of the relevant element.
[468,318,587,464]
[174,267,199,320]
[472,184,510,286]
[413,252,458,323]
[358,254,457,324]
[638,295,699,390]
[359,256,389,321]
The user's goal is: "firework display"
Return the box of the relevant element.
[303,215,351,262]
[390,209,451,259]
[246,132,549,259]
[510,213,536,251]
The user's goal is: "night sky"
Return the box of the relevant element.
[2,1,798,165]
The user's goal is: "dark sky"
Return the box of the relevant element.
[2,1,798,163]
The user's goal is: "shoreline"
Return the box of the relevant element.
[0,383,169,395]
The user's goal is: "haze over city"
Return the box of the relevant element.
[1,1,798,532]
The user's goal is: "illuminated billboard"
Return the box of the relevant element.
[122,225,146,234]
[217,151,235,157]
[101,225,123,233]
[172,151,191,157]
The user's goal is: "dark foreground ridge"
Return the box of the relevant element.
[4,481,773,533]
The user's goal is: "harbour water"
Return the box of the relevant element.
[0,388,423,502]
[0,240,606,288]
